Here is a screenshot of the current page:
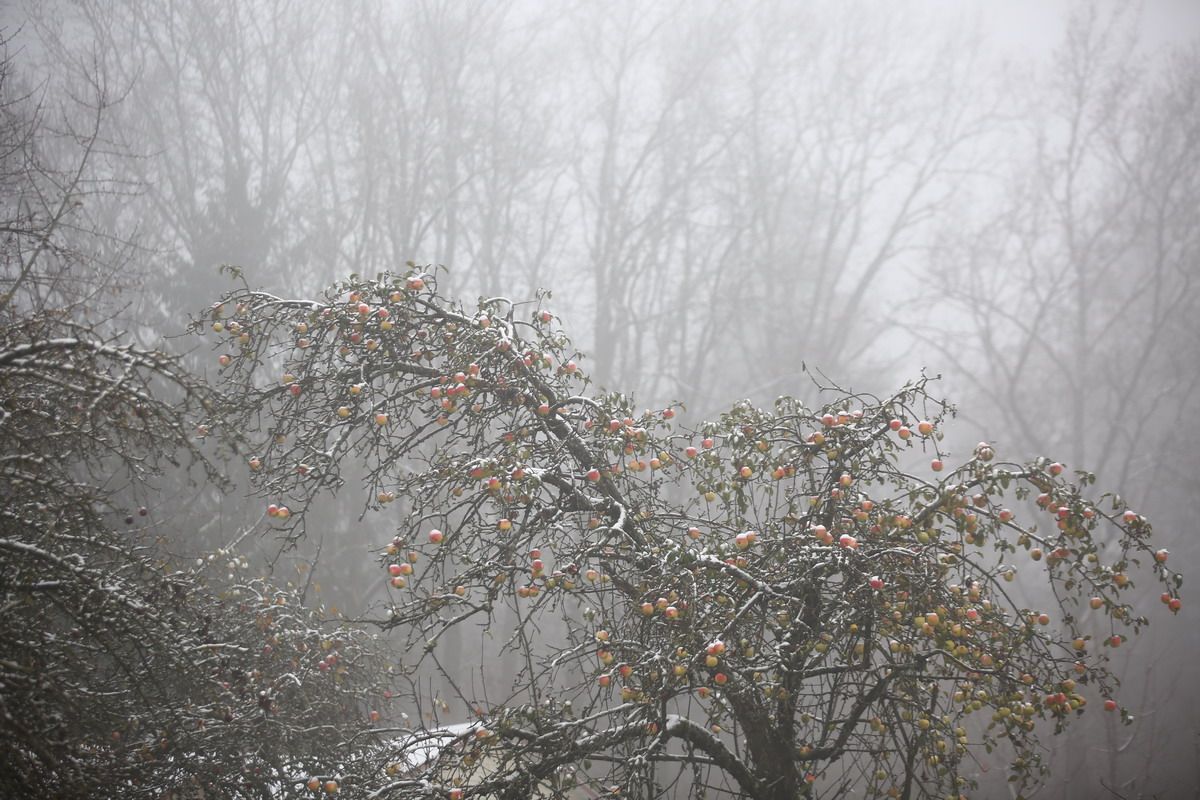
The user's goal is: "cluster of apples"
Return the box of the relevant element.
[206,300,254,349]
[305,777,338,794]
[326,281,424,355]
[581,412,670,474]
[873,573,1132,728]
[884,417,936,442]
[385,547,420,589]
[1018,462,1182,613]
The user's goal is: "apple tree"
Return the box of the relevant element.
[200,268,1182,800]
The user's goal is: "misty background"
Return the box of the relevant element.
[3,1,1198,796]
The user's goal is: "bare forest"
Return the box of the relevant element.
[1,2,1197,799]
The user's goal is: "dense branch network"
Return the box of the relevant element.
[0,57,399,791]
[0,311,402,798]
[199,269,1181,800]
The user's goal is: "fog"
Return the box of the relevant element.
[3,0,1198,797]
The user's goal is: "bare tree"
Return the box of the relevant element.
[323,0,569,302]
[30,0,355,310]
[548,2,997,418]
